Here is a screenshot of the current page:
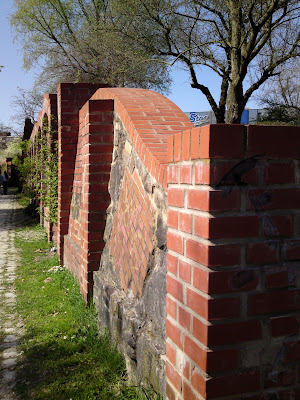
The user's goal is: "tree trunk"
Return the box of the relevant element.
[226,81,245,123]
[226,1,245,124]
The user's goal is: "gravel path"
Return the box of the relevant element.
[0,191,25,399]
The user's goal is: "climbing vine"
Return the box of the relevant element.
[15,118,58,224]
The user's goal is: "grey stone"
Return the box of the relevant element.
[109,160,124,206]
[155,215,167,249]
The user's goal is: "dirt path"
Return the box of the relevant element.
[0,191,25,399]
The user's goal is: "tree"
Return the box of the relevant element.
[257,60,300,125]
[10,0,171,93]
[258,60,300,119]
[0,136,22,162]
[10,87,43,127]
[114,0,300,123]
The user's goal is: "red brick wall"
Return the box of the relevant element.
[92,88,193,392]
[64,98,113,301]
[57,83,108,264]
[166,124,300,400]
[90,87,193,188]
[29,84,300,398]
[108,167,154,297]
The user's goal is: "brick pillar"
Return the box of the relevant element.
[57,83,108,265]
[166,124,300,399]
[79,99,114,301]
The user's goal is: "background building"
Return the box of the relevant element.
[185,109,264,126]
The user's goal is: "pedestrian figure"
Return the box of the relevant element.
[0,173,3,195]
[3,171,8,195]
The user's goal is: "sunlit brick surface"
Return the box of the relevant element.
[109,168,153,297]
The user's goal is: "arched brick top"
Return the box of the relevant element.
[30,93,58,141]
[91,88,193,188]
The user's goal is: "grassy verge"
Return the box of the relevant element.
[14,219,160,399]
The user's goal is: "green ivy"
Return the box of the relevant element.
[14,118,58,224]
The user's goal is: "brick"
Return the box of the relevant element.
[187,189,241,212]
[248,188,300,210]
[167,274,183,302]
[184,336,207,371]
[178,306,191,330]
[207,243,240,266]
[195,161,210,185]
[183,382,198,400]
[180,164,192,184]
[194,267,259,294]
[186,288,240,320]
[265,265,296,289]
[270,315,299,337]
[249,290,300,315]
[190,368,206,398]
[200,124,245,159]
[167,165,178,183]
[193,317,208,345]
[167,231,183,254]
[206,370,260,397]
[265,162,294,184]
[166,360,182,392]
[167,136,174,162]
[179,212,192,233]
[182,129,190,161]
[195,215,260,239]
[166,318,183,349]
[168,188,184,207]
[209,189,241,211]
[206,348,238,372]
[174,132,182,162]
[206,320,262,346]
[178,259,191,283]
[166,341,176,366]
[264,365,295,388]
[167,253,178,275]
[261,215,293,237]
[208,296,240,320]
[247,125,300,159]
[191,127,200,160]
[187,189,209,211]
[284,240,300,261]
[186,239,207,265]
[166,382,176,400]
[194,215,209,238]
[167,209,178,229]
[186,288,207,319]
[186,239,240,267]
[247,242,279,264]
[284,340,300,361]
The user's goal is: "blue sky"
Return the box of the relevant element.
[1,1,258,133]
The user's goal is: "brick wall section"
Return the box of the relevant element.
[91,88,193,188]
[57,83,109,264]
[108,167,154,297]
[166,123,300,399]
[64,99,114,301]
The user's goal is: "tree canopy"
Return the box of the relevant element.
[11,0,300,123]
[10,0,171,93]
[115,0,300,123]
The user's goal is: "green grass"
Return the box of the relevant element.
[14,221,160,400]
